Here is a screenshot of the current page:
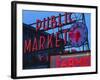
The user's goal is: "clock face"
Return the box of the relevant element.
[69,22,88,47]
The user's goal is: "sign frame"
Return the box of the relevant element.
[11,1,98,79]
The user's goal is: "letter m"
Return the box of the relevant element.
[24,39,31,53]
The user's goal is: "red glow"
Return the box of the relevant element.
[51,55,91,67]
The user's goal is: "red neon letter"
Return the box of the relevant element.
[64,12,67,24]
[43,18,49,30]
[36,19,42,31]
[63,29,68,45]
[39,36,46,50]
[58,14,63,27]
[32,37,38,52]
[51,16,57,28]
[67,13,73,23]
[47,34,53,48]
[24,39,31,53]
[56,32,60,48]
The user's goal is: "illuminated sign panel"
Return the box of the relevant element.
[50,52,91,68]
